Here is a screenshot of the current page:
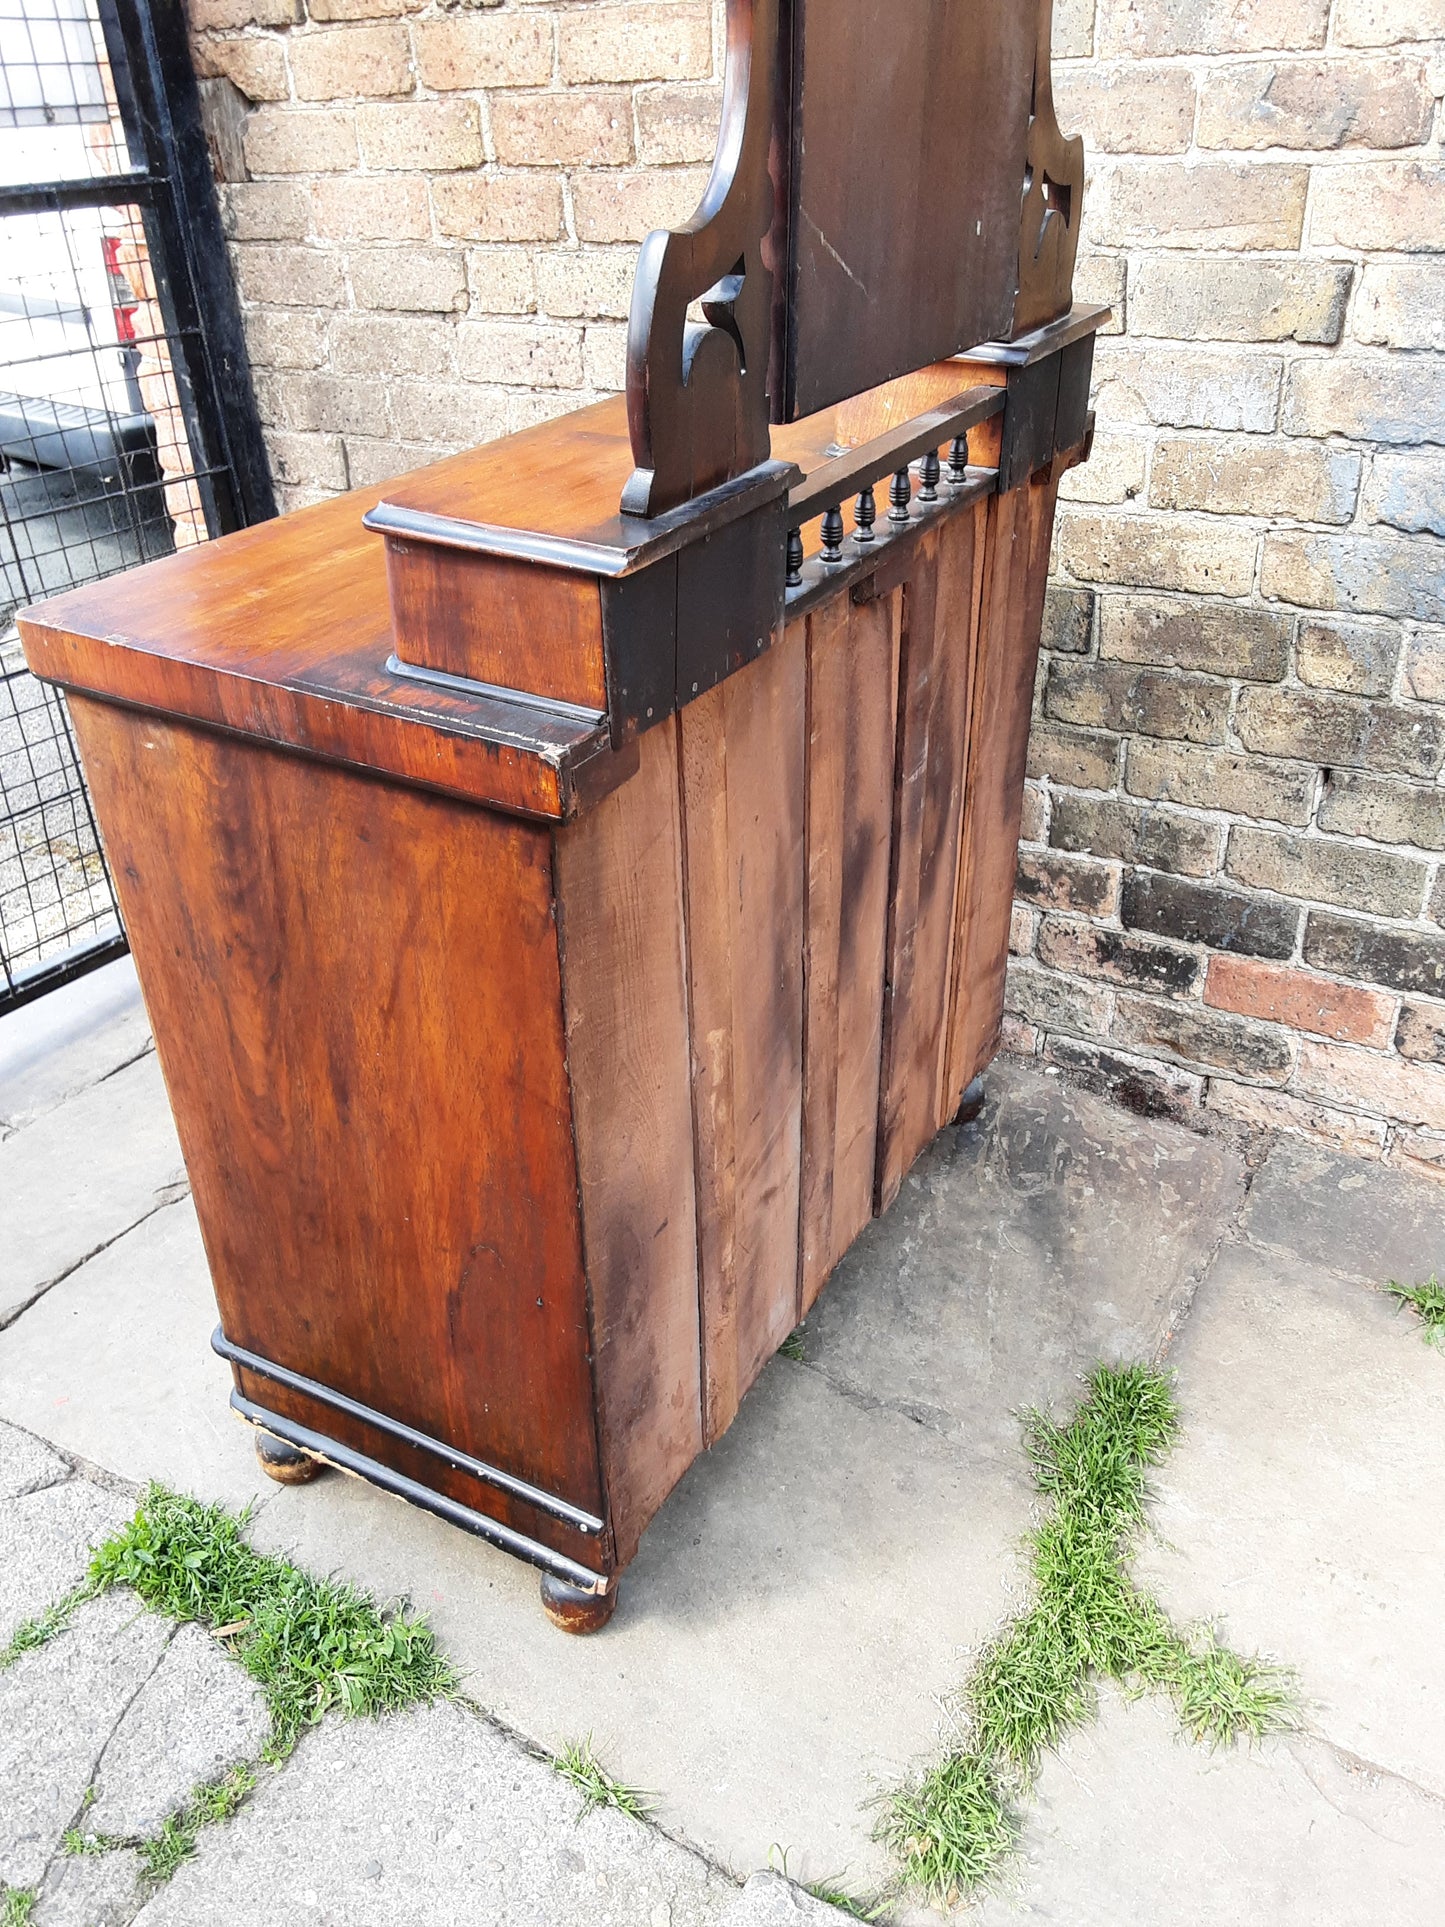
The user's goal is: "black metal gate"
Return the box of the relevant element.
[1,0,272,1012]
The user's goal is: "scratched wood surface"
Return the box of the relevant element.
[555,714,703,1565]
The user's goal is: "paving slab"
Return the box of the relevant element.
[1140,1227,1445,1803]
[972,1690,1445,1926]
[0,1478,135,1646]
[89,1621,272,1837]
[34,1846,146,1927]
[0,1198,281,1515]
[0,1590,172,1890]
[0,1415,69,1498]
[1240,1133,1445,1286]
[129,1701,747,1927]
[0,956,150,1136]
[803,1061,1246,1454]
[0,1049,186,1327]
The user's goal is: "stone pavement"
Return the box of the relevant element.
[1,956,1443,1924]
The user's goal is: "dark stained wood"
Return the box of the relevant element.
[946,469,1062,1094]
[1014,0,1086,339]
[554,715,703,1567]
[69,695,610,1569]
[680,631,807,1442]
[540,1573,618,1634]
[798,592,899,1309]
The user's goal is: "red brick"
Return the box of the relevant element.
[1205,955,1395,1046]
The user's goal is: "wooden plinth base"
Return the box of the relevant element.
[540,1572,618,1634]
[253,1430,326,1485]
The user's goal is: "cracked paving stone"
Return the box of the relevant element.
[35,1845,146,1927]
[721,1873,849,1926]
[0,1589,172,1890]
[0,1479,135,1647]
[0,1417,70,1499]
[89,1622,271,1838]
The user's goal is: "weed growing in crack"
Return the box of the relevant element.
[802,1879,887,1922]
[554,1738,653,1820]
[0,1581,97,1672]
[135,1764,257,1882]
[1,1888,36,1927]
[878,1362,1296,1906]
[1385,1276,1445,1348]
[778,1326,807,1363]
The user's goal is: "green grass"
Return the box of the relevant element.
[1,1890,36,1927]
[0,1582,97,1673]
[554,1738,653,1820]
[778,1326,807,1363]
[878,1363,1295,1906]
[136,1765,257,1882]
[803,1879,887,1922]
[1385,1276,1445,1348]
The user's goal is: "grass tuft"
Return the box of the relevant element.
[1,1891,36,1927]
[0,1582,97,1672]
[778,1327,807,1363]
[136,1766,257,1883]
[802,1879,887,1922]
[554,1738,653,1820]
[89,1485,458,1762]
[879,1362,1295,1903]
[1385,1276,1445,1348]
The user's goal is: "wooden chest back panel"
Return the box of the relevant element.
[69,698,605,1524]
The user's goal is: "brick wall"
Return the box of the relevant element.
[184,0,1445,1174]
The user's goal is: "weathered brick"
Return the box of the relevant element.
[1112,993,1293,1082]
[1122,871,1300,959]
[356,100,482,171]
[491,92,632,168]
[581,322,628,391]
[1053,63,1196,153]
[344,438,422,488]
[290,24,412,101]
[432,174,565,243]
[258,370,380,436]
[1073,253,1126,333]
[348,247,468,313]
[1433,874,1445,927]
[388,381,509,449]
[1310,163,1445,253]
[1204,1079,1388,1156]
[1205,953,1395,1046]
[508,390,580,435]
[1046,659,1231,745]
[1009,904,1040,956]
[1036,916,1202,996]
[1027,723,1119,791]
[1283,357,1445,446]
[1353,264,1445,352]
[636,84,724,165]
[1127,256,1351,346]
[1150,437,1360,526]
[1334,0,1445,47]
[1228,825,1427,917]
[266,427,348,491]
[1087,161,1308,251]
[1235,686,1445,777]
[558,3,712,84]
[1304,911,1445,996]
[457,321,585,388]
[1397,1001,1445,1064]
[220,180,309,242]
[571,168,710,242]
[1318,772,1445,851]
[531,248,634,319]
[1055,511,1256,598]
[243,107,358,175]
[327,313,454,379]
[1092,345,1280,432]
[1388,1127,1445,1184]
[1363,456,1445,540]
[311,174,430,240]
[1006,959,1114,1037]
[306,0,426,18]
[1043,1036,1204,1119]
[192,31,288,101]
[234,243,347,308]
[1403,631,1445,706]
[188,0,300,26]
[1051,794,1222,877]
[1000,1013,1042,1058]
[1042,585,1095,656]
[1015,849,1120,916]
[1054,0,1096,58]
[1296,618,1400,698]
[1262,531,1445,626]
[1099,594,1290,681]
[1126,740,1316,826]
[1056,432,1146,506]
[1098,0,1330,57]
[1197,56,1434,150]
[467,246,539,317]
[244,307,327,370]
[1295,1039,1445,1130]
[413,14,552,91]
[1019,784,1049,845]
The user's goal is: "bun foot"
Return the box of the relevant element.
[253,1429,326,1485]
[541,1572,617,1634]
[952,1075,986,1128]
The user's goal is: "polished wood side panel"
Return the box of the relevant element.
[876,505,988,1209]
[555,715,703,1567]
[69,699,607,1549]
[947,470,1061,1094]
[798,591,900,1311]
[680,631,807,1443]
[385,543,607,711]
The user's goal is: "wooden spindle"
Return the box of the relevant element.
[786,525,804,587]
[948,434,969,485]
[889,467,912,523]
[919,448,940,502]
[853,482,877,545]
[821,504,845,561]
